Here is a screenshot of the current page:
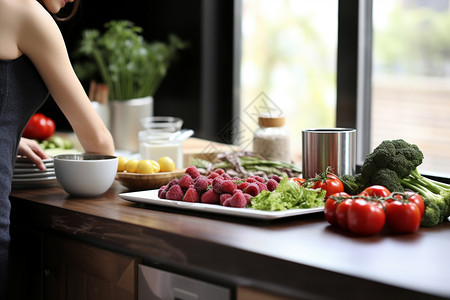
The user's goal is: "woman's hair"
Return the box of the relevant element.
[37,0,80,21]
[55,0,80,21]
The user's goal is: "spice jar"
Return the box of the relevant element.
[253,115,290,161]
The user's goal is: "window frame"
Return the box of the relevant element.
[336,0,373,166]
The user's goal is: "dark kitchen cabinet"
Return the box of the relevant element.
[43,235,140,300]
[8,228,140,300]
[7,226,44,300]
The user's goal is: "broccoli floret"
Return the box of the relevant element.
[361,139,424,183]
[401,169,450,227]
[420,199,442,227]
[344,139,423,194]
[339,174,366,195]
[370,168,404,193]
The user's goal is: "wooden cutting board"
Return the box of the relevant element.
[182,138,240,167]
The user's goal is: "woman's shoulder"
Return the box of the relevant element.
[0,0,52,24]
[12,0,61,47]
[0,0,47,59]
[0,0,34,13]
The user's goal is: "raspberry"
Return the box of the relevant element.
[201,189,219,204]
[270,175,282,183]
[222,197,232,207]
[194,176,209,194]
[183,187,199,202]
[221,180,236,194]
[166,185,184,201]
[185,166,200,179]
[212,177,224,194]
[219,193,232,205]
[207,172,220,179]
[164,179,179,192]
[230,190,247,208]
[220,173,232,180]
[237,181,249,190]
[251,175,266,183]
[214,168,225,175]
[179,174,194,189]
[243,193,252,205]
[256,181,268,192]
[244,183,260,197]
[266,179,278,191]
[158,186,167,199]
[245,177,257,183]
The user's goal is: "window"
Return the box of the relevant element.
[372,0,450,176]
[239,0,450,178]
[239,0,338,163]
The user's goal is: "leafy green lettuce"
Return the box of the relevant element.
[251,177,326,211]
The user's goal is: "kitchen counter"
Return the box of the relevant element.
[9,180,450,299]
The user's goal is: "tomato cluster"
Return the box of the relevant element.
[324,185,424,235]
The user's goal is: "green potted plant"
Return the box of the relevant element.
[74,20,187,151]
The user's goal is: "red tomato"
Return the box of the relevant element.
[290,177,306,186]
[347,198,385,235]
[385,200,421,233]
[360,185,390,197]
[335,198,353,230]
[22,113,55,140]
[312,174,345,198]
[404,192,425,217]
[324,192,350,227]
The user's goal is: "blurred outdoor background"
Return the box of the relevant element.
[240,0,450,176]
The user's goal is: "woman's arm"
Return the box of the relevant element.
[17,1,115,155]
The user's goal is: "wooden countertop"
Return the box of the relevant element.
[9,180,450,299]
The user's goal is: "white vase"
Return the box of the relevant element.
[110,96,153,152]
[91,101,111,130]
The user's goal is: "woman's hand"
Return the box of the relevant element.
[18,138,50,170]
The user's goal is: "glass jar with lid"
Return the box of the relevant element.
[253,114,290,161]
[138,117,184,168]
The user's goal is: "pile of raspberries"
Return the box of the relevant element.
[157,166,281,208]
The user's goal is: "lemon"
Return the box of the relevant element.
[117,156,129,172]
[149,160,160,173]
[136,160,155,174]
[124,158,139,173]
[158,156,175,172]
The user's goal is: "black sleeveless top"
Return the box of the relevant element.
[0,55,49,228]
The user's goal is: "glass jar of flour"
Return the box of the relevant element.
[253,114,290,162]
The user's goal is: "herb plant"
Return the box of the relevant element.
[74,20,186,101]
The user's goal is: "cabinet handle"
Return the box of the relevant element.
[44,268,52,277]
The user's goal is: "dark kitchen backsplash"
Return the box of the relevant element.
[40,0,235,144]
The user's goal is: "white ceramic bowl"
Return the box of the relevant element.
[54,154,118,197]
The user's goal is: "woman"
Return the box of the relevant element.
[0,0,115,295]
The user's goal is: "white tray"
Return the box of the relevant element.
[120,189,324,220]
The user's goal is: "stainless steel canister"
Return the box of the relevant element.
[302,128,356,179]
